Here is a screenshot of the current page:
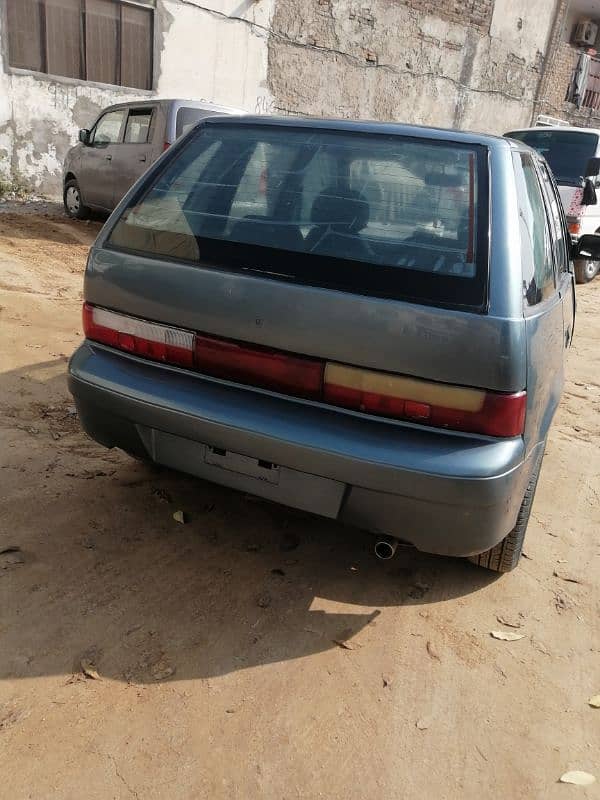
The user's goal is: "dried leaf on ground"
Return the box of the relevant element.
[553,569,582,584]
[333,639,356,651]
[80,659,101,680]
[415,717,431,730]
[426,640,441,661]
[496,615,523,629]
[490,630,525,641]
[588,695,600,708]
[382,674,392,688]
[559,771,596,786]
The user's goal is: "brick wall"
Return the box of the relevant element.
[538,39,600,127]
[540,41,577,111]
[399,0,494,32]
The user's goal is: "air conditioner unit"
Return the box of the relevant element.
[574,19,598,47]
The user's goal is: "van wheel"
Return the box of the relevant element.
[63,179,90,220]
[468,449,544,573]
[574,258,600,284]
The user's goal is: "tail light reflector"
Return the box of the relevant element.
[323,363,526,437]
[82,304,526,438]
[82,303,194,368]
[194,335,323,399]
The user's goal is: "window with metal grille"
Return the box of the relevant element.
[566,52,600,112]
[6,0,153,90]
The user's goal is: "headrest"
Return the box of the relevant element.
[310,186,369,234]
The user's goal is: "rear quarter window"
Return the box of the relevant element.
[107,123,490,310]
[176,107,211,138]
[513,153,556,306]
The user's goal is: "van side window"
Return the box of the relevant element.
[91,109,127,146]
[124,109,153,144]
[514,153,556,306]
[537,161,570,274]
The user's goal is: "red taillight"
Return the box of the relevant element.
[323,363,526,437]
[428,391,527,438]
[194,335,323,399]
[82,303,526,438]
[83,302,194,368]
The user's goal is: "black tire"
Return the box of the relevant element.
[574,258,600,284]
[469,449,544,573]
[63,178,90,220]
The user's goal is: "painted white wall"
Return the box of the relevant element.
[156,0,274,113]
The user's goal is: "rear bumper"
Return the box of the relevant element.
[68,342,538,557]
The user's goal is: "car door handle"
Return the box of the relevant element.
[105,154,112,161]
[138,155,147,163]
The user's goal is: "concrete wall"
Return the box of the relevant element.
[0,0,572,196]
[266,0,557,133]
[0,0,273,196]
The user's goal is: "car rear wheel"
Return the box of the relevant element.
[574,258,600,284]
[468,448,544,573]
[63,179,90,220]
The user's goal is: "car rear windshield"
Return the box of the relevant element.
[108,123,489,310]
[506,129,599,187]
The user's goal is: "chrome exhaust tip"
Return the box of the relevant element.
[374,536,399,560]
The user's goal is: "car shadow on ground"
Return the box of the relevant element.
[1,359,498,685]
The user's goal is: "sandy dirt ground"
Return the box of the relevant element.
[0,205,598,800]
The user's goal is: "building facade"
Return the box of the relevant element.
[537,0,600,126]
[0,0,585,197]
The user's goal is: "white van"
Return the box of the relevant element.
[505,126,600,283]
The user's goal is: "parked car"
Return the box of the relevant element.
[68,117,600,572]
[505,125,600,284]
[63,98,243,219]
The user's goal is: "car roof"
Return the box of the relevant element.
[99,97,244,113]
[505,124,600,135]
[199,114,516,151]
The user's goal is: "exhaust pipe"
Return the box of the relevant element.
[374,536,399,560]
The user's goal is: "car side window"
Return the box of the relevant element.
[91,110,127,146]
[124,109,153,144]
[514,153,556,306]
[537,161,570,275]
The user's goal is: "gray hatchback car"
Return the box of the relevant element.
[68,117,600,572]
[63,98,242,218]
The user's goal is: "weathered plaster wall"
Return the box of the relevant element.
[0,0,273,196]
[155,0,274,112]
[266,0,558,133]
[0,0,573,196]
